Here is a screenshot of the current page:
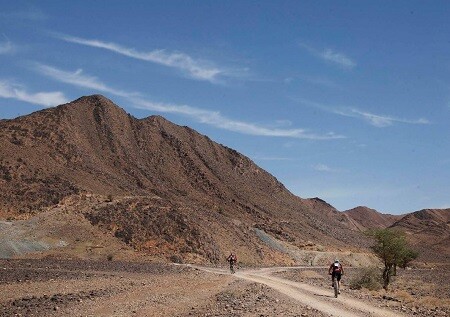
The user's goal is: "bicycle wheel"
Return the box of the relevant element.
[334,279,339,298]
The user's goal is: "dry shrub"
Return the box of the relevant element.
[393,290,414,304]
[170,254,183,264]
[350,266,382,291]
[415,296,450,309]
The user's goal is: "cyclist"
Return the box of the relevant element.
[227,252,237,273]
[329,259,344,293]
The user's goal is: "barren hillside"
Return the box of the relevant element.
[390,208,450,263]
[343,206,402,231]
[0,95,373,264]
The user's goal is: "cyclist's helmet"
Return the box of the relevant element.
[334,259,339,263]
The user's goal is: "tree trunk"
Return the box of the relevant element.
[383,264,392,290]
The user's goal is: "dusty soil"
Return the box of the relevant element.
[4,258,447,317]
[1,259,326,317]
[277,267,450,317]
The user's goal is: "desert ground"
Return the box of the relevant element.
[1,258,448,317]
[1,97,449,317]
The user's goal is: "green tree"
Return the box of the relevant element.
[368,228,418,290]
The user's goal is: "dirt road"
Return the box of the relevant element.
[192,265,405,317]
[4,259,440,316]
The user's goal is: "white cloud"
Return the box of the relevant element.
[348,109,430,127]
[273,120,293,128]
[313,164,334,172]
[131,97,344,140]
[0,40,15,54]
[296,98,431,127]
[0,80,68,107]
[321,49,356,68]
[34,63,344,140]
[56,34,228,82]
[34,63,138,98]
[299,43,356,69]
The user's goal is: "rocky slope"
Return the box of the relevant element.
[0,95,372,264]
[341,206,449,263]
[390,208,450,263]
[343,206,402,231]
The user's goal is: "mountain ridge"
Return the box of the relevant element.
[0,95,447,264]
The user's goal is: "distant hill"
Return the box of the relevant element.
[390,209,450,263]
[0,95,373,264]
[343,206,402,231]
[342,206,450,263]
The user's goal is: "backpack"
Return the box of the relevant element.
[228,254,236,263]
[332,263,342,273]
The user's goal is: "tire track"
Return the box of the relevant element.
[192,265,405,317]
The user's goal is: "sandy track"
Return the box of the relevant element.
[1,260,414,316]
[192,265,405,317]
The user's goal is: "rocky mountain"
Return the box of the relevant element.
[343,206,402,231]
[342,206,449,263]
[1,95,448,265]
[390,209,450,263]
[0,95,372,264]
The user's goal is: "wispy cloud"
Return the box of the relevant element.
[0,38,15,55]
[321,49,356,68]
[56,34,230,83]
[299,43,356,69]
[313,164,336,172]
[34,63,344,140]
[34,63,138,98]
[131,98,344,140]
[0,80,68,107]
[297,98,430,127]
[344,108,430,127]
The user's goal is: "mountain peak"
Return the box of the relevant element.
[343,206,402,230]
[74,94,115,105]
[69,94,126,113]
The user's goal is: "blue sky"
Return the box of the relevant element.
[1,1,449,214]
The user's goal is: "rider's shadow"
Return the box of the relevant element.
[314,293,335,298]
